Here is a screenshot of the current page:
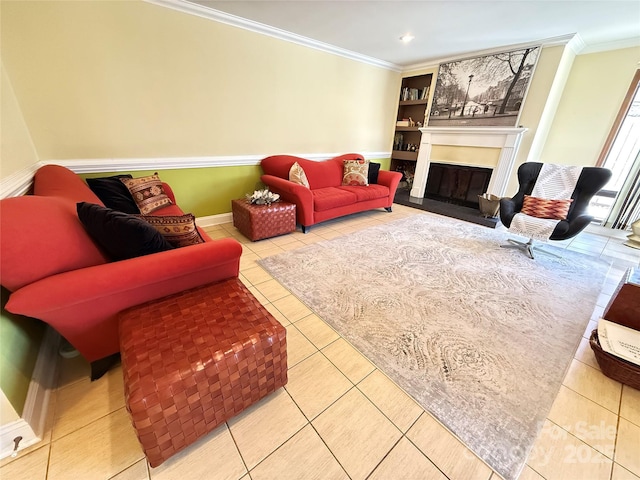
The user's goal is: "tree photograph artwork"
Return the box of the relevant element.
[428,45,540,127]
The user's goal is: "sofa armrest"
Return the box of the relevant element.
[261,174,315,226]
[376,170,402,205]
[6,238,243,361]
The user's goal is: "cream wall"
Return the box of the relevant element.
[540,46,640,166]
[0,63,39,177]
[0,0,400,162]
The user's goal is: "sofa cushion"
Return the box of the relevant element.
[0,196,109,291]
[86,175,140,214]
[138,214,205,248]
[121,174,173,214]
[342,159,370,186]
[312,187,358,212]
[77,202,174,261]
[337,184,390,202]
[289,162,310,188]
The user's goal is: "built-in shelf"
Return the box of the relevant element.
[399,99,429,106]
[391,150,418,161]
[395,127,421,132]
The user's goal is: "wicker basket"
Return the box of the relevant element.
[589,329,640,390]
[478,194,501,218]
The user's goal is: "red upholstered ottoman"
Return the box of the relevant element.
[232,199,296,241]
[119,278,287,467]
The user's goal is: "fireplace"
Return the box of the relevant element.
[425,163,492,208]
[411,126,528,199]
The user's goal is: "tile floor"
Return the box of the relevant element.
[2,205,639,480]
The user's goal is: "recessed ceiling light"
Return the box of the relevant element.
[400,34,415,43]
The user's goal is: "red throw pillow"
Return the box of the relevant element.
[521,195,573,220]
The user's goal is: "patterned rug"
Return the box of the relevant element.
[259,213,611,480]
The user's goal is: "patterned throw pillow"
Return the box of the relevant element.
[139,214,205,248]
[342,159,370,186]
[521,195,573,220]
[120,173,172,215]
[289,162,310,188]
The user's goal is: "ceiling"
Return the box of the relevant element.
[189,0,640,67]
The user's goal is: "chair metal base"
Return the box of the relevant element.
[500,238,560,260]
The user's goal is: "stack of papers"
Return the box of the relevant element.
[597,319,640,366]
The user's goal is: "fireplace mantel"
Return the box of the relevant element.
[410,126,528,199]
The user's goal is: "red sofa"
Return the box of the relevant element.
[260,154,402,232]
[0,165,242,378]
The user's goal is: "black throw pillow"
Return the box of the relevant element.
[368,162,381,184]
[77,202,173,261]
[86,175,140,214]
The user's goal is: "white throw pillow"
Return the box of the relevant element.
[289,162,310,188]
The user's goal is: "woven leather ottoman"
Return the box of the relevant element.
[232,199,296,241]
[119,278,287,467]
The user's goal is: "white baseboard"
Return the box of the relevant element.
[195,212,233,228]
[0,327,60,460]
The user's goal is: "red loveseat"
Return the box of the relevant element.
[260,154,402,232]
[0,165,242,378]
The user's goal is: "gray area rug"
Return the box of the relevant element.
[259,213,610,480]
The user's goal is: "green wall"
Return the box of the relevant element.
[81,158,392,218]
[0,288,45,416]
[83,164,264,218]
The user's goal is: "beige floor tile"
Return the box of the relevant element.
[321,338,375,384]
[527,420,612,480]
[620,385,640,427]
[263,302,291,326]
[227,389,307,470]
[269,234,299,246]
[256,247,286,258]
[239,253,260,271]
[0,444,49,480]
[284,324,317,367]
[517,465,545,480]
[278,240,306,251]
[615,418,640,476]
[245,239,278,253]
[48,407,143,480]
[150,424,246,480]
[250,424,348,480]
[613,463,640,480]
[358,369,423,433]
[312,388,402,480]
[406,413,492,480]
[295,314,340,349]
[248,286,268,305]
[110,459,149,480]
[52,365,125,440]
[368,437,446,479]
[547,385,617,458]
[574,336,600,370]
[285,352,352,420]
[562,359,622,413]
[241,266,273,285]
[270,295,313,323]
[253,279,290,302]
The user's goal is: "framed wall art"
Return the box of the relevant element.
[428,45,540,127]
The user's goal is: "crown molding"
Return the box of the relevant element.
[581,36,640,55]
[402,33,579,72]
[144,0,401,72]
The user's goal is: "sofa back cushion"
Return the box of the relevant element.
[261,155,343,190]
[0,196,108,291]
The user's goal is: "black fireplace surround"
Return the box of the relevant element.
[424,163,492,208]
